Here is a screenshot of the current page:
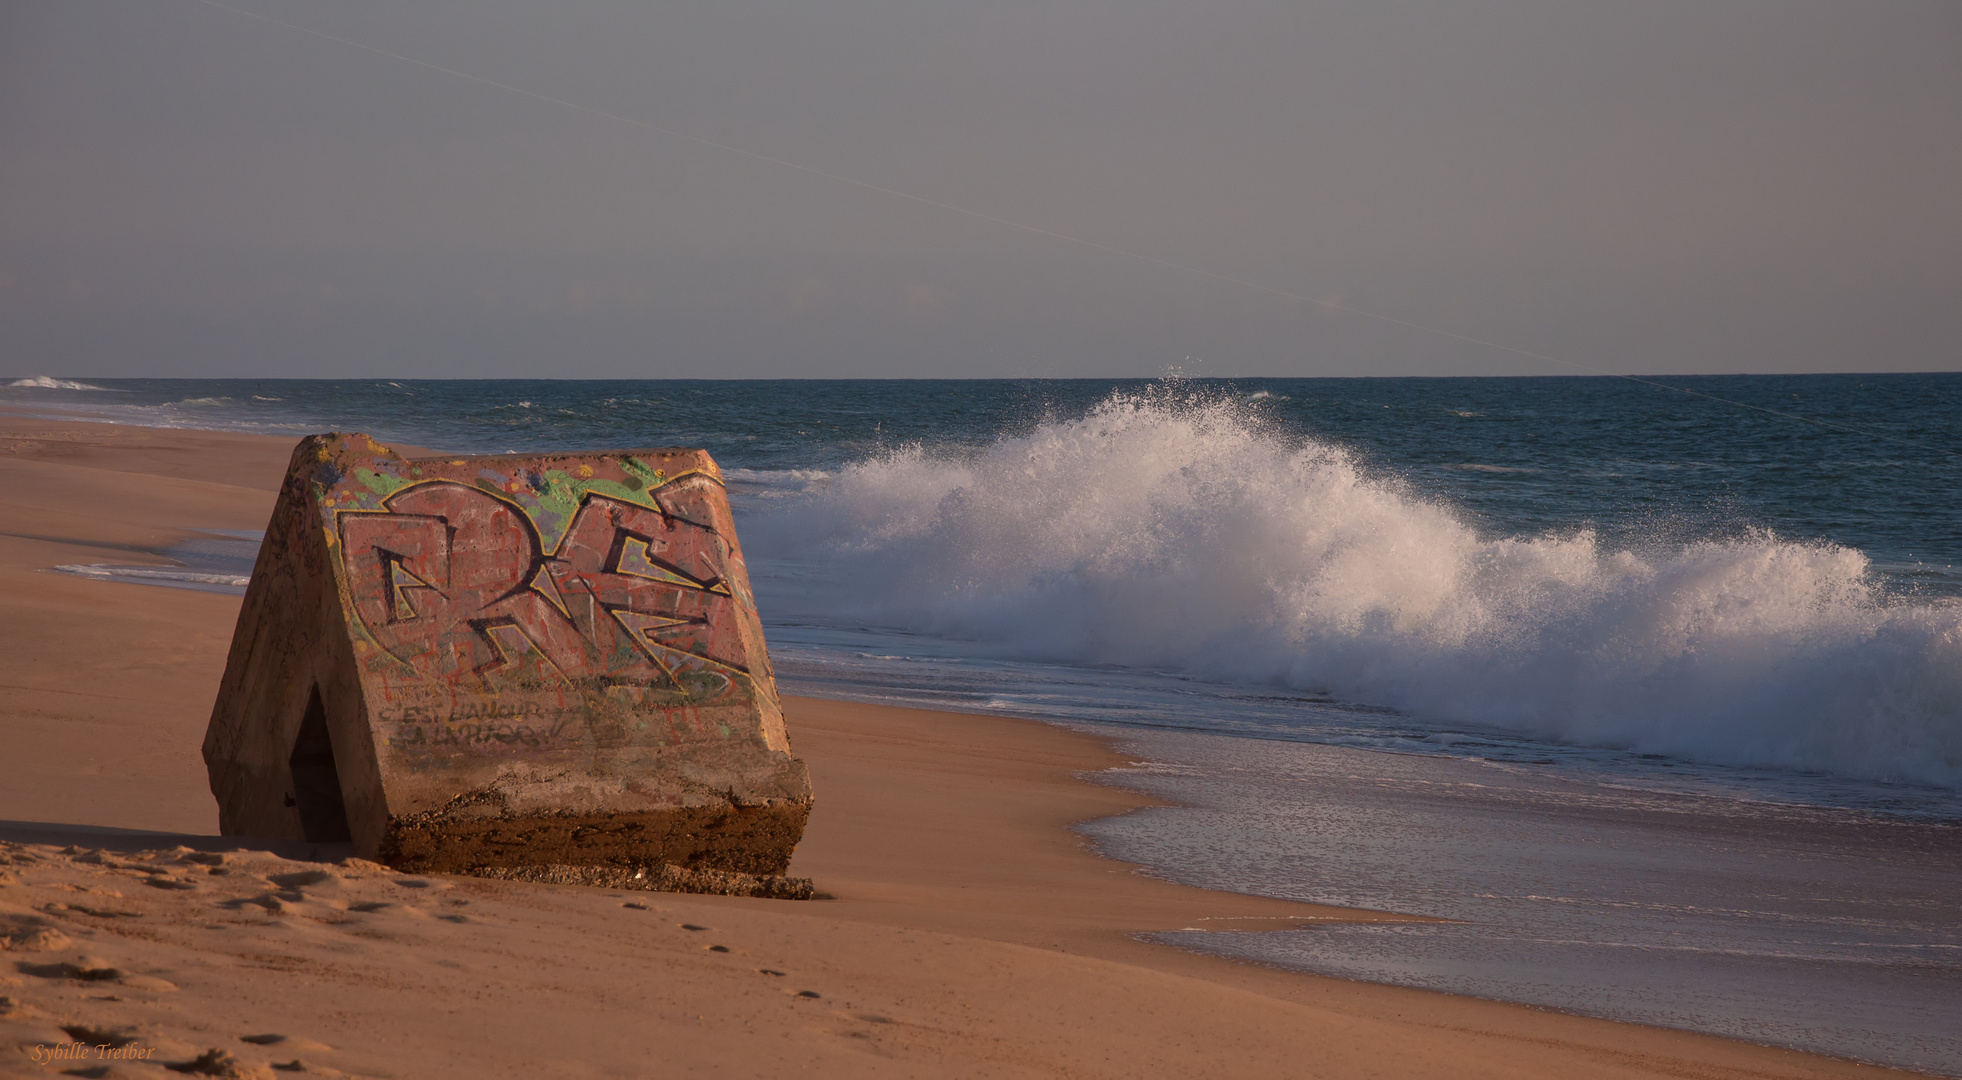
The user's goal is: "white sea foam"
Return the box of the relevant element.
[8,375,109,390]
[750,389,1962,789]
[53,564,251,588]
[722,467,834,498]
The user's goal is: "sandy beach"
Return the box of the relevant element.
[0,415,1914,1079]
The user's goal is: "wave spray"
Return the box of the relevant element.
[751,387,1962,789]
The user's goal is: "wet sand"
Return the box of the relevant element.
[0,415,1911,1077]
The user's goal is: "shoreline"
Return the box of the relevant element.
[0,413,1914,1077]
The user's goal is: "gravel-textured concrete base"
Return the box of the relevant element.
[379,800,813,877]
[469,861,816,900]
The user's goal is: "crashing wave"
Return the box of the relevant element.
[8,375,108,391]
[748,388,1962,789]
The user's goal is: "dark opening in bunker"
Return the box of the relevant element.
[288,683,353,843]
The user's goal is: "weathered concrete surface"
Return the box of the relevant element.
[202,433,812,874]
[469,862,818,900]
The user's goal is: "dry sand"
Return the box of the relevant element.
[0,415,1911,1078]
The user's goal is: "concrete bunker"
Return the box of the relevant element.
[203,433,813,880]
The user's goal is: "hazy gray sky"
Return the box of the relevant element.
[2,0,1957,378]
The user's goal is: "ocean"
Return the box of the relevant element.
[7,373,1959,1073]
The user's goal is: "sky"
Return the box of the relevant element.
[1,0,1957,379]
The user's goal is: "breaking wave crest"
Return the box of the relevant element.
[8,375,110,390]
[751,389,1962,788]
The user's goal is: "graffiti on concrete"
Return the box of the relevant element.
[204,433,811,870]
[338,477,749,697]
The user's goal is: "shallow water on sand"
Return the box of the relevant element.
[51,530,261,594]
[1078,730,1962,1075]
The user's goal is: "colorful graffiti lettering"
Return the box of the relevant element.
[339,476,750,695]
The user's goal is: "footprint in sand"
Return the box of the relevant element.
[240,1032,336,1055]
[20,955,122,981]
[0,918,72,952]
[228,893,290,915]
[266,870,335,889]
[54,902,143,919]
[20,954,177,992]
[165,1047,260,1076]
[60,1022,142,1048]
